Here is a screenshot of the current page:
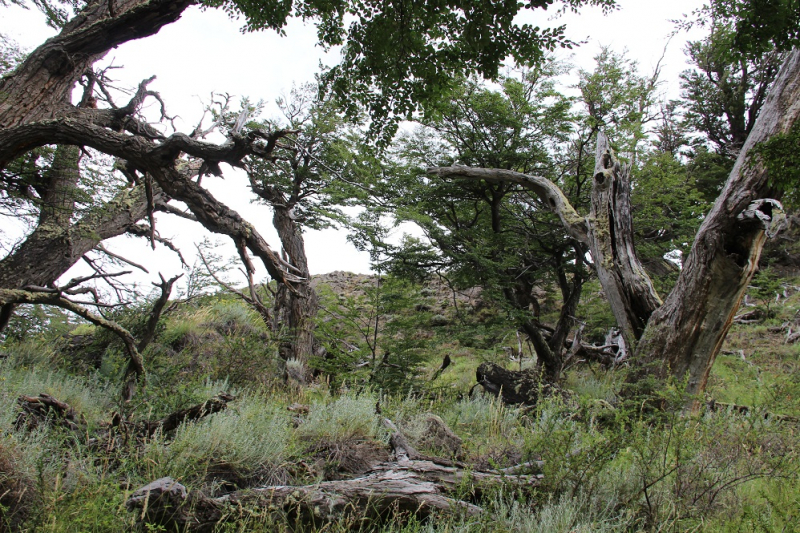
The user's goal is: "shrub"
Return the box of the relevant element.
[296,392,381,444]
[143,394,292,488]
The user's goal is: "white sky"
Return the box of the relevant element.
[0,0,705,297]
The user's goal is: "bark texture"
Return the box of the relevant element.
[127,426,539,531]
[271,206,319,373]
[587,136,662,347]
[0,0,194,130]
[474,362,541,405]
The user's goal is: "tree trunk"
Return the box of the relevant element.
[0,145,160,332]
[548,244,588,358]
[474,362,541,405]
[630,49,800,401]
[587,135,662,348]
[0,0,193,130]
[271,206,319,378]
[127,424,540,531]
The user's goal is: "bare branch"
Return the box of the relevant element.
[137,273,182,352]
[0,289,145,401]
[427,165,589,243]
[96,243,150,273]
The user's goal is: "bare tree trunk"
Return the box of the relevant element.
[630,49,800,401]
[548,243,588,357]
[587,136,662,348]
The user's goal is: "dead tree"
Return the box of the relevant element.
[429,49,800,404]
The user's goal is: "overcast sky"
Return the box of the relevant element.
[0,0,705,296]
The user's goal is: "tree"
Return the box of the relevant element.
[0,0,613,383]
[380,64,585,381]
[376,51,664,382]
[680,3,786,158]
[430,44,800,403]
[244,86,353,374]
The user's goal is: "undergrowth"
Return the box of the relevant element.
[0,279,798,531]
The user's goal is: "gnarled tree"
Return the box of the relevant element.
[429,47,799,402]
[0,0,615,383]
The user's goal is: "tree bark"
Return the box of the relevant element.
[0,0,194,130]
[474,362,541,405]
[271,206,319,376]
[0,144,165,332]
[0,0,302,293]
[0,181,159,291]
[587,135,662,348]
[127,444,539,531]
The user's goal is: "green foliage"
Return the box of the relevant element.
[144,394,292,486]
[750,266,784,315]
[201,0,616,139]
[313,275,434,393]
[752,120,800,207]
[679,0,790,155]
[632,150,712,292]
[709,0,800,54]
[3,0,84,29]
[578,47,657,163]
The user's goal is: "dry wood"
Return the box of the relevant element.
[475,362,540,405]
[136,392,236,437]
[128,418,541,530]
[14,393,81,432]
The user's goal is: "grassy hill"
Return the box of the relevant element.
[0,273,798,532]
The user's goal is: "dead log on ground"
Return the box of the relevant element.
[473,362,543,405]
[705,399,799,423]
[128,418,541,530]
[136,392,236,437]
[13,392,235,439]
[14,393,82,432]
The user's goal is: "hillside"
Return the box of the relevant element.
[0,272,798,532]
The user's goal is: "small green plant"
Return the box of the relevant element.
[296,392,381,444]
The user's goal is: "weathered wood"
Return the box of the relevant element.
[0,289,145,400]
[137,392,236,437]
[14,393,81,432]
[632,49,800,401]
[128,420,541,530]
[587,135,662,348]
[127,457,543,531]
[428,49,800,404]
[475,362,540,406]
[428,134,661,359]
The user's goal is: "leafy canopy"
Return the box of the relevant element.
[201,0,616,138]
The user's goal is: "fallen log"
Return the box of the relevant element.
[13,392,235,439]
[705,399,799,423]
[14,393,82,432]
[136,392,236,437]
[128,418,541,530]
[474,362,540,405]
